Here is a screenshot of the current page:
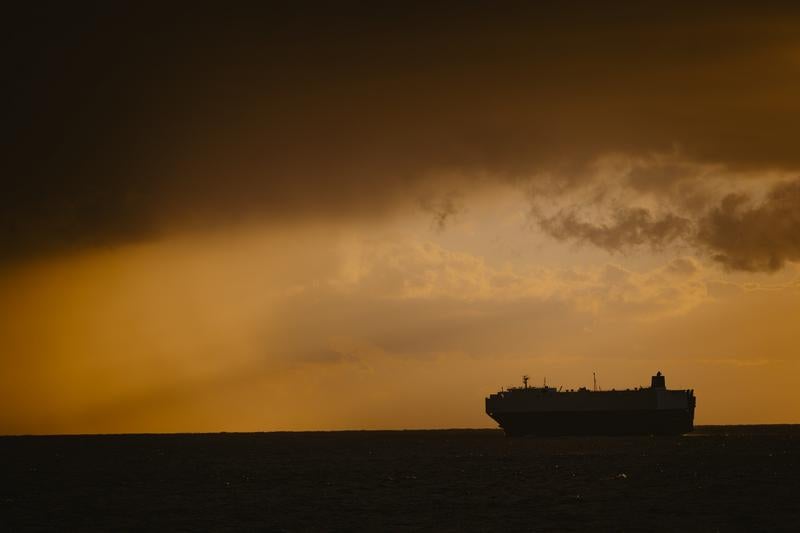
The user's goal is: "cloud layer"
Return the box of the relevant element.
[532,155,800,272]
[5,3,800,269]
[700,180,800,271]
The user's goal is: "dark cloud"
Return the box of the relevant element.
[535,178,800,272]
[419,192,463,231]
[699,180,800,272]
[539,207,693,252]
[4,3,800,262]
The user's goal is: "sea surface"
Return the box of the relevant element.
[1,426,798,531]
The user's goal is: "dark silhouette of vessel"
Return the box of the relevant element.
[485,372,696,437]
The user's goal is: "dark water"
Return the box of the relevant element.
[1,426,798,532]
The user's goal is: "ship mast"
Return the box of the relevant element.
[523,375,529,389]
[593,372,597,391]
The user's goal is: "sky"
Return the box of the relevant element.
[3,3,800,434]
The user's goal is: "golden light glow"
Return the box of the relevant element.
[2,187,798,434]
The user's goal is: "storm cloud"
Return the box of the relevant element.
[532,169,800,273]
[699,180,800,272]
[539,207,693,252]
[5,2,800,268]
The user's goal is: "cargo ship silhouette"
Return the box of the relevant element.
[486,372,696,437]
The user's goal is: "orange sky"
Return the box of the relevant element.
[3,4,800,433]
[1,186,798,434]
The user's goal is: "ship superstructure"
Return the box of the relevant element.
[485,372,695,436]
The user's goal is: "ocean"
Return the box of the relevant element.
[1,426,798,531]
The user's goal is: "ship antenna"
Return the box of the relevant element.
[523,375,529,389]
[593,372,597,391]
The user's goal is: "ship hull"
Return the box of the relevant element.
[489,408,694,437]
